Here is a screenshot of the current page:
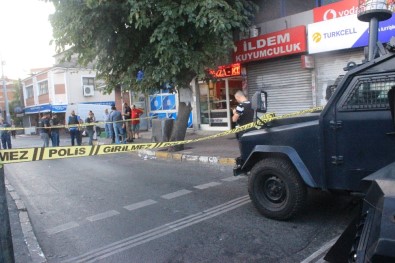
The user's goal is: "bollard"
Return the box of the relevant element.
[0,165,15,263]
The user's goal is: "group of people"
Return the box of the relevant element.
[39,113,61,147]
[67,109,97,146]
[37,103,144,148]
[104,103,144,144]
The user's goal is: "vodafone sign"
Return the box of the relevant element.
[314,0,359,22]
[233,26,307,64]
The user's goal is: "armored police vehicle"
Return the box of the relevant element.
[234,37,395,221]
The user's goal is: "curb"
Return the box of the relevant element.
[137,149,236,166]
[5,179,47,263]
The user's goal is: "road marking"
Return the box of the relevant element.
[123,199,157,211]
[63,195,250,263]
[221,176,242,182]
[86,210,120,222]
[47,221,80,235]
[300,236,339,263]
[161,189,192,200]
[193,182,222,189]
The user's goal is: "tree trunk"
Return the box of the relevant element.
[168,101,192,152]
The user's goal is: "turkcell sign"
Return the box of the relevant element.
[233,26,307,63]
[308,14,395,54]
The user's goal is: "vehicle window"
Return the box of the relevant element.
[341,77,395,110]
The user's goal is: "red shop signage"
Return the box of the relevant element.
[232,26,307,64]
[313,0,359,22]
[208,63,241,79]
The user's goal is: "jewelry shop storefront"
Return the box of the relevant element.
[199,63,245,131]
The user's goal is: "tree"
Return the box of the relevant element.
[9,79,23,126]
[49,0,257,150]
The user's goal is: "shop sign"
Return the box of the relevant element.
[313,0,359,22]
[308,14,395,54]
[233,26,307,64]
[51,104,67,113]
[24,104,52,114]
[208,63,241,78]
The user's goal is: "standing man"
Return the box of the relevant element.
[0,118,12,149]
[104,108,112,139]
[50,113,60,147]
[122,102,133,142]
[110,105,124,144]
[68,110,81,146]
[39,113,51,147]
[232,90,254,140]
[131,105,144,139]
[85,110,95,145]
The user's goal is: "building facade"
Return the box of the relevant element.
[195,0,395,131]
[21,65,117,134]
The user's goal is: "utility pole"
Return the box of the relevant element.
[1,60,11,123]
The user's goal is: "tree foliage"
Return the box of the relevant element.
[49,0,257,93]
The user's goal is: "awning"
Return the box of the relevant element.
[24,104,52,114]
[24,104,67,114]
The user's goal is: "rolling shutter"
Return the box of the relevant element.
[247,56,313,115]
[314,48,364,106]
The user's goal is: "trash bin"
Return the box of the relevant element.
[151,118,174,142]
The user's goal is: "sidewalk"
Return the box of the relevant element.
[5,128,241,262]
[135,129,240,166]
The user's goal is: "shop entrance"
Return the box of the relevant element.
[199,78,242,130]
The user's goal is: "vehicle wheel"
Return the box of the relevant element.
[248,158,307,220]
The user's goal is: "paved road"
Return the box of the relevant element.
[4,144,358,263]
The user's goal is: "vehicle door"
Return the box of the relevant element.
[326,74,395,191]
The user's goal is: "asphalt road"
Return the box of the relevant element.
[5,142,358,262]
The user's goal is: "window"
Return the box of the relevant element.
[341,77,395,110]
[38,81,48,95]
[82,77,95,88]
[26,86,34,98]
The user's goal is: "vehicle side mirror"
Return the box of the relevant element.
[251,91,268,113]
[389,86,395,126]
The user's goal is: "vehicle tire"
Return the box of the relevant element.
[248,158,307,220]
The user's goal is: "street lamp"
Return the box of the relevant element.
[1,60,11,124]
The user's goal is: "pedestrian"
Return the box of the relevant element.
[232,90,254,140]
[131,104,144,139]
[50,113,60,147]
[85,110,95,145]
[109,105,124,144]
[11,121,16,139]
[68,110,82,146]
[104,108,112,139]
[0,118,12,149]
[122,102,133,142]
[38,113,51,147]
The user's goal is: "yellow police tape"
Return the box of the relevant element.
[0,116,154,131]
[0,106,323,164]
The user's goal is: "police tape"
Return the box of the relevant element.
[0,106,323,164]
[0,115,156,131]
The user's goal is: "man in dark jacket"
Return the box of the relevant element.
[232,90,254,140]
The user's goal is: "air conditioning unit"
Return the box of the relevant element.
[83,85,94,97]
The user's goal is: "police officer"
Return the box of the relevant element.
[232,90,254,140]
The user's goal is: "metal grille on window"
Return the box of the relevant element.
[342,77,395,110]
